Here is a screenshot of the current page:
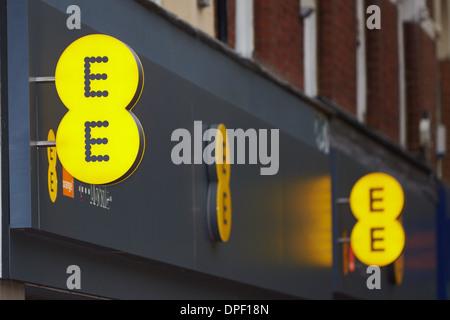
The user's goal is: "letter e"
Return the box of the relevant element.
[370,227,385,252]
[369,187,384,212]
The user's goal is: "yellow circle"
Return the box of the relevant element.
[350,219,405,267]
[56,109,144,185]
[350,172,404,220]
[55,34,143,112]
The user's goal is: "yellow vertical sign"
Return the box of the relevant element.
[349,173,405,267]
[48,129,58,202]
[207,124,232,242]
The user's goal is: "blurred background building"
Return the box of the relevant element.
[153,0,450,179]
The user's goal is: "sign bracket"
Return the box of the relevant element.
[30,140,56,147]
[337,237,350,243]
[336,197,350,245]
[29,77,57,147]
[336,198,349,204]
[29,76,55,83]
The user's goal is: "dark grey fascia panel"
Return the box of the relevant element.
[7,0,32,228]
[10,229,299,300]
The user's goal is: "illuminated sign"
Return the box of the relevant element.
[55,34,145,185]
[47,129,58,202]
[392,254,404,285]
[206,124,232,242]
[349,172,405,267]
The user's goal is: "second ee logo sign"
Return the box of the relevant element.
[350,173,405,267]
[206,124,232,243]
[55,34,145,185]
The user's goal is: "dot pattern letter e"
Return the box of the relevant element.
[55,34,145,185]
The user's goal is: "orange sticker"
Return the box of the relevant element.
[63,167,74,198]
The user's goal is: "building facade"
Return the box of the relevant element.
[0,0,447,300]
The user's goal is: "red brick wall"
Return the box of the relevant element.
[365,0,400,142]
[225,1,442,173]
[253,0,304,90]
[440,59,450,181]
[318,0,357,115]
[404,22,438,166]
[227,0,236,49]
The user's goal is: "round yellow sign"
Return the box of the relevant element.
[351,219,405,267]
[350,172,404,221]
[55,34,143,112]
[55,34,145,185]
[349,173,405,267]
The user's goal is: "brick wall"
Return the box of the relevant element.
[404,22,438,166]
[227,0,236,49]
[440,59,450,180]
[253,0,304,90]
[318,0,357,115]
[365,0,400,142]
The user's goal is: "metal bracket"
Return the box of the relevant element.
[301,7,314,18]
[30,140,56,147]
[29,77,56,148]
[337,237,351,244]
[29,76,55,83]
[336,198,349,204]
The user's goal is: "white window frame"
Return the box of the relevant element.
[302,0,318,97]
[394,0,434,148]
[397,1,407,148]
[356,0,367,122]
[235,0,254,58]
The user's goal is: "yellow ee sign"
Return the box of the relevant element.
[55,34,145,185]
[47,129,58,203]
[206,124,232,242]
[349,173,405,267]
